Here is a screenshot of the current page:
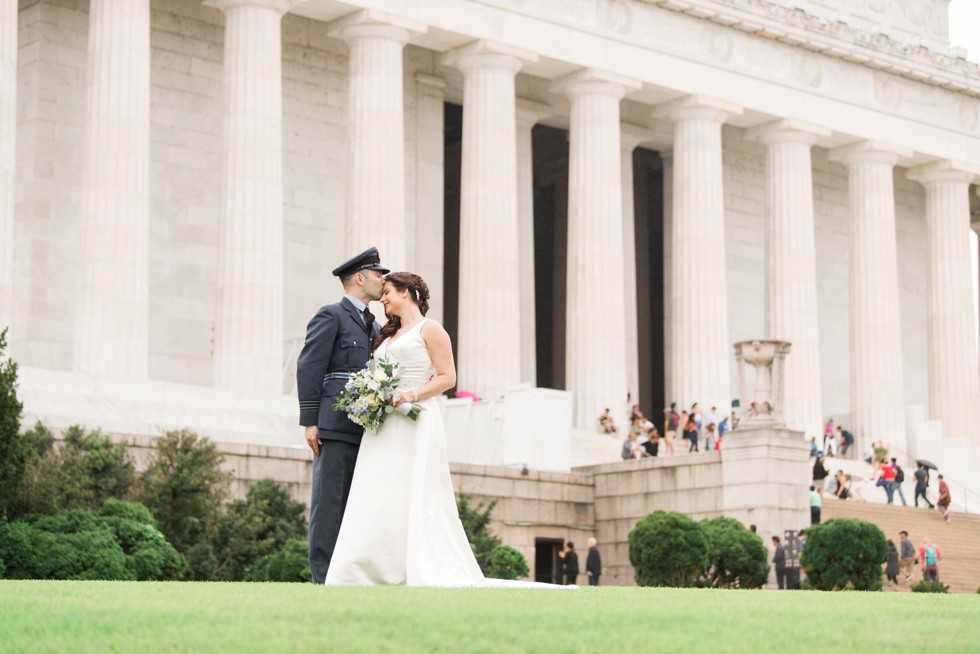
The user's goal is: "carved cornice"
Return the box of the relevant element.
[641,0,980,99]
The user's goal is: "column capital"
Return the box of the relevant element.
[621,123,653,152]
[744,118,831,146]
[327,8,426,44]
[550,68,641,100]
[828,140,912,166]
[906,160,976,186]
[516,97,551,129]
[443,40,537,75]
[652,94,742,123]
[415,73,446,97]
[204,0,301,14]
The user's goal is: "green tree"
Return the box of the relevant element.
[628,511,710,587]
[800,518,887,591]
[56,425,136,510]
[138,429,232,578]
[699,516,769,589]
[208,479,308,581]
[456,493,501,575]
[245,538,310,583]
[0,328,28,519]
[487,545,529,580]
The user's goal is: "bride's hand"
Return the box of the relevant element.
[393,390,417,407]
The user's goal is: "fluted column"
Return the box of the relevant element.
[746,119,830,439]
[444,42,536,399]
[516,99,545,386]
[74,0,150,377]
[621,129,644,404]
[552,69,640,428]
[907,161,980,445]
[654,95,742,416]
[829,140,912,455]
[330,10,424,272]
[207,0,295,393]
[0,1,15,329]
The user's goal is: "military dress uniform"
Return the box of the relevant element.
[297,247,388,584]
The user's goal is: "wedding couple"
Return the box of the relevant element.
[297,247,567,588]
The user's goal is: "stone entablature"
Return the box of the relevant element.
[643,0,978,96]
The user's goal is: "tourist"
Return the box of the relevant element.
[662,403,679,455]
[642,423,660,457]
[718,415,730,440]
[864,443,875,465]
[919,537,941,582]
[812,456,829,496]
[877,458,897,504]
[890,458,908,506]
[598,408,618,435]
[899,530,915,583]
[833,470,849,499]
[621,432,640,460]
[772,536,787,589]
[809,485,821,524]
[937,475,952,522]
[913,464,933,509]
[873,441,889,476]
[705,405,719,439]
[884,540,900,590]
[704,422,718,452]
[559,541,578,586]
[809,436,820,460]
[685,412,700,452]
[586,537,601,586]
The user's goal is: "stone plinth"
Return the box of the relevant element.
[733,339,792,427]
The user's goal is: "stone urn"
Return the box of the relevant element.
[733,340,792,428]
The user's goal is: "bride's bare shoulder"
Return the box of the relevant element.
[419,318,450,340]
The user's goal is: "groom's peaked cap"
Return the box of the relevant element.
[332,247,390,277]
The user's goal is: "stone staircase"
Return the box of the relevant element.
[570,428,623,467]
[823,499,980,594]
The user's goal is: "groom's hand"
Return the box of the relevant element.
[305,425,321,456]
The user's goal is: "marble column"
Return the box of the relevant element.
[74,0,150,377]
[552,69,639,428]
[907,161,980,445]
[413,73,446,322]
[654,95,742,417]
[330,10,425,273]
[516,99,547,386]
[621,128,645,405]
[444,41,536,399]
[746,119,830,439]
[829,140,912,455]
[0,0,15,330]
[208,0,295,393]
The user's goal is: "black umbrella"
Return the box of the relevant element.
[916,459,938,470]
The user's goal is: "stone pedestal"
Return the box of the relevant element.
[746,119,829,439]
[0,2,14,329]
[655,95,742,417]
[74,0,151,378]
[829,140,912,455]
[209,0,295,393]
[907,161,980,446]
[552,69,639,428]
[444,41,535,399]
[330,10,425,273]
[733,339,792,427]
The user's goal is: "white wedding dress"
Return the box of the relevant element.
[325,319,570,589]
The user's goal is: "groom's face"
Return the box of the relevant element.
[361,269,385,301]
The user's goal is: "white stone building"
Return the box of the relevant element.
[5,0,980,487]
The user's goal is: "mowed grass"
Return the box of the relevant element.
[1,581,977,653]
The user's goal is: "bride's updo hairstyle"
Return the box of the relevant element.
[373,272,430,351]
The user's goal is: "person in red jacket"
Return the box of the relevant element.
[918,538,941,582]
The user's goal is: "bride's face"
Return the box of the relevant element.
[381,282,411,316]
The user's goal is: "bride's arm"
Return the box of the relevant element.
[394,321,456,405]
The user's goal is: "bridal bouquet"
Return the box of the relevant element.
[333,356,422,432]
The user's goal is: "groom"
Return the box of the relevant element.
[297,246,388,584]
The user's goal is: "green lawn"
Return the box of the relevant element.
[1,581,976,653]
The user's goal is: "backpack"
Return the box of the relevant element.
[894,466,904,484]
[925,545,937,567]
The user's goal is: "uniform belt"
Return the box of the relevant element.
[323,372,351,382]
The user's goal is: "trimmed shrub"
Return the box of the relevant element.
[910,580,949,593]
[245,538,310,583]
[700,516,769,589]
[629,511,710,587]
[208,479,308,581]
[99,498,158,528]
[0,506,184,580]
[457,493,501,575]
[487,545,530,581]
[800,518,887,591]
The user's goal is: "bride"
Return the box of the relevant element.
[324,272,568,588]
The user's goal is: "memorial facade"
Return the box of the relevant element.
[5,0,980,469]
